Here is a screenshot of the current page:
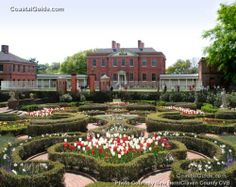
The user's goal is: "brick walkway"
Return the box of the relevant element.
[17,135,29,141]
[31,153,49,161]
[64,173,94,187]
[87,123,99,130]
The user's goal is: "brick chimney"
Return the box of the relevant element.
[1,45,9,54]
[112,40,117,51]
[138,40,142,48]
[117,43,120,49]
[140,42,144,49]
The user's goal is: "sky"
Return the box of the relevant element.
[0,0,235,67]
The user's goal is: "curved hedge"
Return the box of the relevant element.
[28,113,88,136]
[126,104,156,111]
[89,123,145,137]
[48,140,187,182]
[215,110,236,119]
[0,113,20,121]
[0,133,86,187]
[78,104,108,111]
[146,112,236,134]
[160,132,236,187]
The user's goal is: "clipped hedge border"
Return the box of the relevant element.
[0,134,87,187]
[164,132,236,187]
[78,104,108,111]
[0,113,20,121]
[0,161,64,187]
[89,123,145,137]
[126,104,156,111]
[146,112,236,134]
[0,126,28,136]
[28,113,88,136]
[48,140,187,182]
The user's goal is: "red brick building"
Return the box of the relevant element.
[198,57,224,89]
[87,40,166,88]
[0,45,36,84]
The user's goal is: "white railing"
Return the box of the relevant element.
[0,81,55,90]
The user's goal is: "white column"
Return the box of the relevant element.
[49,79,51,88]
[186,79,188,91]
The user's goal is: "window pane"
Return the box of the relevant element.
[142,58,147,66]
[0,64,3,71]
[92,59,96,66]
[152,59,157,67]
[113,59,117,66]
[122,58,126,66]
[142,73,147,81]
[130,59,134,66]
[152,74,156,81]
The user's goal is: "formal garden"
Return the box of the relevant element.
[0,90,235,187]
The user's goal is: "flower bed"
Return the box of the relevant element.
[63,133,172,164]
[48,136,187,181]
[165,106,204,115]
[23,107,65,118]
[90,124,144,137]
[0,120,28,136]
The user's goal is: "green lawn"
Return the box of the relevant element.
[0,134,17,151]
[219,135,236,146]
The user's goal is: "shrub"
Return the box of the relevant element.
[146,112,236,134]
[0,113,19,121]
[126,104,156,111]
[48,140,187,182]
[201,103,218,113]
[79,104,108,111]
[20,104,41,112]
[59,94,73,102]
[215,110,236,119]
[28,113,88,136]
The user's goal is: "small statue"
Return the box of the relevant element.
[220,88,228,108]
[9,91,17,101]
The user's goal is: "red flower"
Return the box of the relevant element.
[99,147,103,154]
[91,149,95,155]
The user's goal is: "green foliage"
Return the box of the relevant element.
[126,104,156,111]
[201,103,218,113]
[0,113,19,121]
[146,112,236,134]
[166,59,198,74]
[28,113,88,136]
[215,110,236,119]
[60,50,91,74]
[20,104,41,112]
[59,93,73,102]
[203,3,236,84]
[48,140,186,181]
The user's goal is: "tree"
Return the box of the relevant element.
[203,3,236,84]
[166,59,198,74]
[60,50,91,74]
[47,62,61,74]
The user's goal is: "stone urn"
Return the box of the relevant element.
[7,91,19,109]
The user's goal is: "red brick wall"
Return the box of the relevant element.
[87,54,165,82]
[0,62,36,81]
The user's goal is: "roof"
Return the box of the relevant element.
[100,74,110,79]
[0,51,30,64]
[160,74,199,79]
[37,74,87,79]
[89,48,165,56]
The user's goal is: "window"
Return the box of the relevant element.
[152,59,157,67]
[101,59,106,67]
[92,59,96,67]
[129,59,134,67]
[152,73,156,81]
[23,65,25,72]
[0,64,3,72]
[142,58,147,66]
[129,73,134,81]
[142,73,147,81]
[121,58,126,66]
[113,74,118,81]
[18,65,21,72]
[113,58,117,66]
[13,64,15,71]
